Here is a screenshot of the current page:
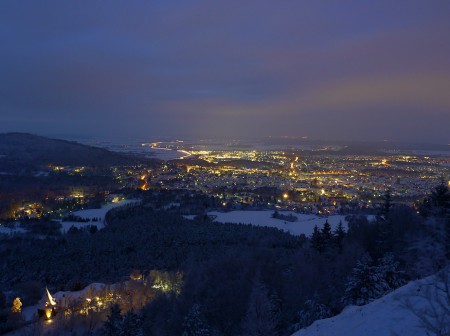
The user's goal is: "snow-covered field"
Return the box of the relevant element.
[145,148,190,160]
[60,199,140,233]
[292,274,449,336]
[207,210,350,236]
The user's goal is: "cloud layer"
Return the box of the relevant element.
[1,0,449,143]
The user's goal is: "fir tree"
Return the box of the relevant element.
[381,189,392,218]
[0,291,5,310]
[321,220,333,250]
[376,218,394,257]
[101,304,123,336]
[420,182,450,216]
[421,182,450,258]
[342,253,407,306]
[182,304,211,336]
[241,281,279,336]
[122,310,143,336]
[334,220,346,252]
[377,253,407,289]
[311,225,324,253]
[342,254,389,306]
[430,182,450,211]
[430,182,450,258]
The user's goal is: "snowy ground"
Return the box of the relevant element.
[144,148,190,160]
[19,283,109,324]
[206,210,351,236]
[59,199,140,233]
[292,274,449,336]
[0,222,26,235]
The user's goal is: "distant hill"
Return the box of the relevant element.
[0,133,152,172]
[314,141,450,156]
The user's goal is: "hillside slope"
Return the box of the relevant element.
[0,133,148,171]
[292,274,449,336]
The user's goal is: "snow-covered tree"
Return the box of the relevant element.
[241,280,279,336]
[295,294,332,329]
[343,253,407,306]
[405,267,450,336]
[342,254,389,306]
[377,253,407,289]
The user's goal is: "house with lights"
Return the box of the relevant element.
[37,288,57,320]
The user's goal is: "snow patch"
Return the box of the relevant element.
[207,210,348,236]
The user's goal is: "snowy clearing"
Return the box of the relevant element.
[292,274,449,336]
[207,210,351,236]
[60,199,140,233]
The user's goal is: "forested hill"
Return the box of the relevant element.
[0,133,151,171]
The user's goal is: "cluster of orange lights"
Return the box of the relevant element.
[140,174,149,190]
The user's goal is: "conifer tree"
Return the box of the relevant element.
[311,225,324,253]
[342,253,406,306]
[321,220,333,250]
[101,304,123,336]
[342,254,389,306]
[377,253,407,289]
[334,220,346,252]
[122,310,143,336]
[182,304,210,336]
[382,189,392,218]
[430,182,450,210]
[241,281,279,336]
[295,294,331,329]
[0,291,5,310]
[420,183,450,258]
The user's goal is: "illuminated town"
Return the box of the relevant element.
[1,0,450,334]
[1,138,448,334]
[4,144,448,224]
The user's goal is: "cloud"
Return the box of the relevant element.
[0,0,449,142]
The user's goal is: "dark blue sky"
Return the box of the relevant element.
[1,1,449,143]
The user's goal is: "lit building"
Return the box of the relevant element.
[37,288,57,320]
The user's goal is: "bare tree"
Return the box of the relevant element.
[405,267,450,336]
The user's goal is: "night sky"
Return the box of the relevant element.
[1,1,449,143]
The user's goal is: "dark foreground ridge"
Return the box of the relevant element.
[0,132,149,172]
